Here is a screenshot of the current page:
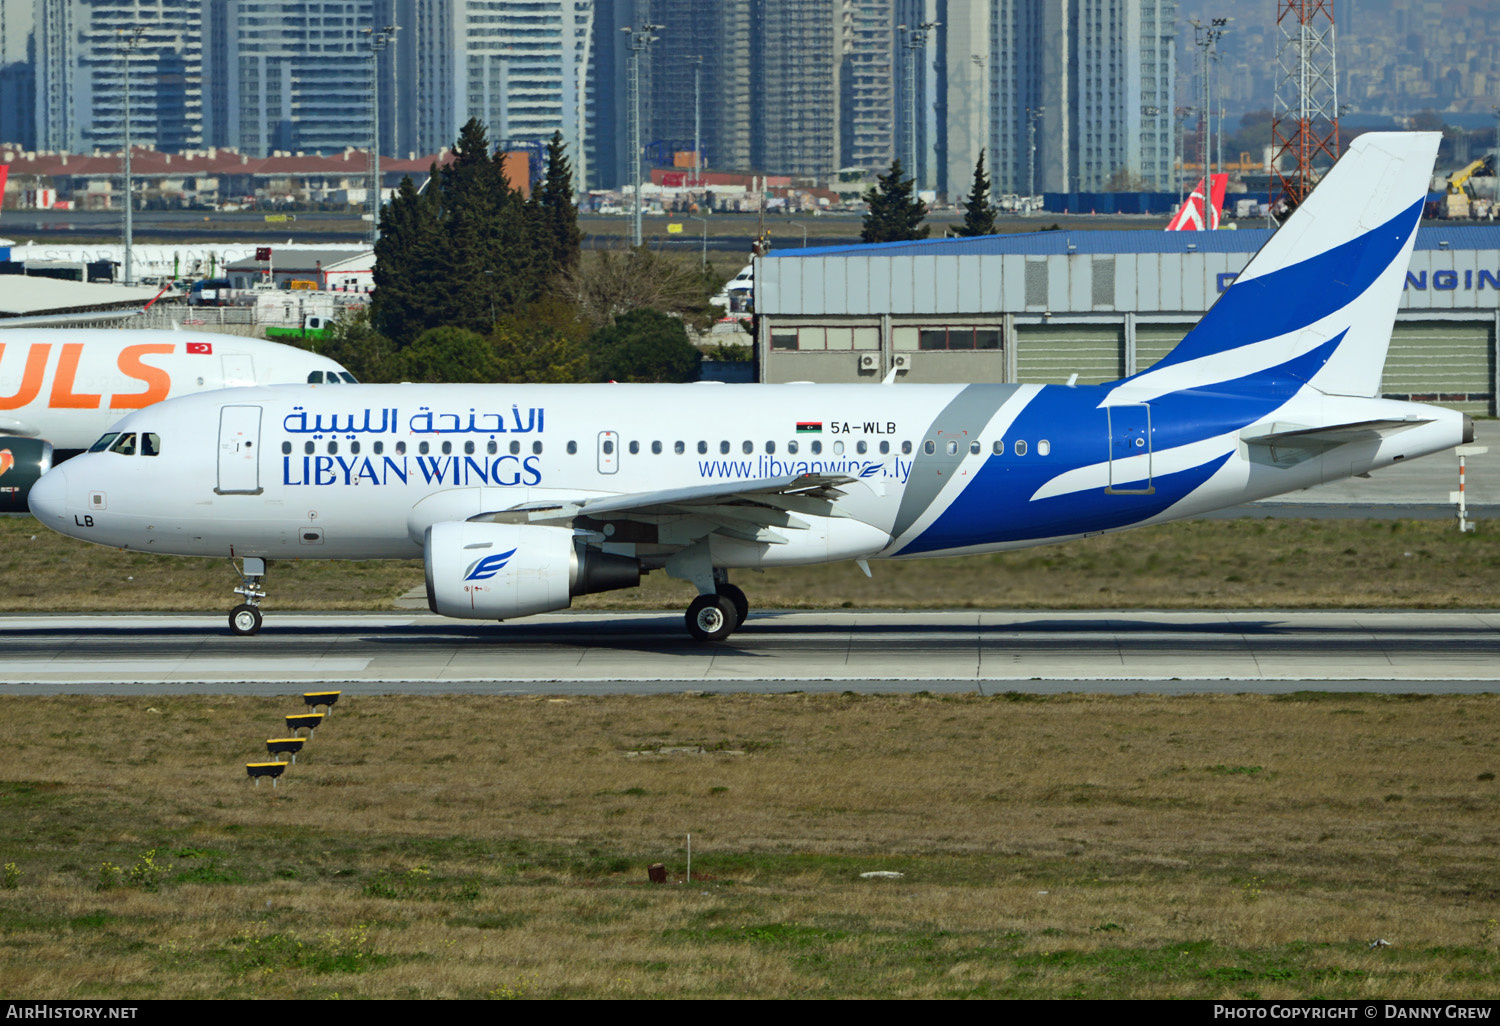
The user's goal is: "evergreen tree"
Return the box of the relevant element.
[956,149,997,237]
[371,174,442,347]
[860,160,930,244]
[587,308,703,383]
[538,130,582,274]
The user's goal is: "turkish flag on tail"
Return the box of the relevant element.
[186,341,212,354]
[1165,173,1228,231]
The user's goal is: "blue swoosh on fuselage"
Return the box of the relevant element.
[896,331,1345,556]
[1139,198,1420,374]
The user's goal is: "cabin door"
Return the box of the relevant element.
[1105,404,1154,495]
[216,405,263,495]
[597,431,619,475]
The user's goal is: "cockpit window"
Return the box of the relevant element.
[307,371,324,383]
[108,432,138,456]
[88,433,119,453]
[141,433,161,457]
[338,372,358,383]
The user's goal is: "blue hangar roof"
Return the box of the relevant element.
[766,225,1500,259]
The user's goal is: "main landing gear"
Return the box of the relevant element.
[229,557,266,636]
[684,575,750,643]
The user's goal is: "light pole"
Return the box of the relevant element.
[899,21,940,190]
[1190,17,1231,184]
[690,55,703,190]
[624,23,662,248]
[1143,106,1161,190]
[1175,105,1195,204]
[788,220,808,248]
[118,25,146,286]
[363,24,398,247]
[688,215,707,268]
[1026,105,1045,205]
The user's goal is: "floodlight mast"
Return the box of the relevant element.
[624,24,662,248]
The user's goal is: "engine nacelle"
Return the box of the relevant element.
[1,437,54,514]
[424,521,640,621]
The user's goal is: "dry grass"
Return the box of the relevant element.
[4,514,1498,613]
[2,692,1500,998]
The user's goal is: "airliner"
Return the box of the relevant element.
[29,134,1470,641]
[1,330,352,512]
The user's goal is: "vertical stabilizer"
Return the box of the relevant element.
[1131,133,1439,399]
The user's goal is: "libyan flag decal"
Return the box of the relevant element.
[796,422,822,433]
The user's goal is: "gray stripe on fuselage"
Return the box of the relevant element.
[890,384,1024,541]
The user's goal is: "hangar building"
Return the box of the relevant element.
[754,227,1500,417]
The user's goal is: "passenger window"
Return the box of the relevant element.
[142,433,161,457]
[924,440,935,455]
[464,441,475,455]
[833,441,844,455]
[720,441,730,454]
[441,441,452,455]
[395,441,406,455]
[567,440,578,455]
[629,440,640,455]
[603,440,615,455]
[281,441,292,455]
[350,441,360,455]
[374,441,384,455]
[993,440,1005,454]
[108,433,137,455]
[1038,440,1051,456]
[879,441,889,455]
[328,441,339,454]
[811,440,823,455]
[510,440,520,455]
[89,433,119,453]
[487,440,497,455]
[532,441,542,455]
[946,440,958,456]
[674,441,685,455]
[969,441,980,455]
[766,441,775,454]
[856,441,867,455]
[698,441,708,454]
[1015,440,1028,456]
[902,440,912,455]
[788,440,799,454]
[742,440,753,455]
[418,441,429,455]
[652,441,662,455]
[304,441,315,455]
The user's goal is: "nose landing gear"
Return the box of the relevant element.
[229,557,266,636]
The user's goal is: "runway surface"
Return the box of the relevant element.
[2,610,1498,695]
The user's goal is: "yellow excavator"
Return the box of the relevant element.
[1439,154,1494,219]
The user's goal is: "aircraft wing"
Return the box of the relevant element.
[468,473,858,545]
[1242,418,1433,467]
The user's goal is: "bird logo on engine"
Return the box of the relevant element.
[463,548,517,581]
[0,450,12,479]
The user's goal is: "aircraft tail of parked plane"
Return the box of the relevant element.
[1165,173,1227,231]
[29,133,1468,642]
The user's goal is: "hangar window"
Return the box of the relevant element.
[771,331,799,351]
[894,326,1004,350]
[89,433,119,453]
[769,326,879,351]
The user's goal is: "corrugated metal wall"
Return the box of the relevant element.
[1015,324,1125,384]
[1382,321,1495,416]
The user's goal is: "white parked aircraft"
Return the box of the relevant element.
[29,134,1471,640]
[0,330,352,512]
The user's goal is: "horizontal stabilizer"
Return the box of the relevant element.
[1241,418,1431,467]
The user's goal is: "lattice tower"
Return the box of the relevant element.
[1270,0,1339,213]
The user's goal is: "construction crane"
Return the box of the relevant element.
[1439,154,1494,219]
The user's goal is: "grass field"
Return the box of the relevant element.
[3,514,1498,613]
[1,692,1499,999]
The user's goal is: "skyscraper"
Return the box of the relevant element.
[754,0,844,179]
[989,0,1175,195]
[842,0,897,174]
[34,0,205,153]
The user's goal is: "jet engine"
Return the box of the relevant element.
[1,438,54,514]
[424,521,640,621]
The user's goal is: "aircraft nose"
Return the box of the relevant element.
[28,464,68,524]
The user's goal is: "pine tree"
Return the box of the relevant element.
[956,149,997,237]
[539,130,582,275]
[370,173,442,347]
[860,160,930,244]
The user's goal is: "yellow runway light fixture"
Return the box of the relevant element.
[303,692,342,715]
[246,762,287,787]
[285,713,325,737]
[266,738,305,763]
